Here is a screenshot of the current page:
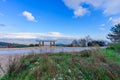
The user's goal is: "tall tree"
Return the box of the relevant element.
[107,24,120,42]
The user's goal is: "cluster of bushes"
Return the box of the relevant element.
[28,44,39,47]
[107,42,120,53]
[88,40,106,47]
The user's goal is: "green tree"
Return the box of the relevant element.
[107,24,120,42]
[29,44,34,47]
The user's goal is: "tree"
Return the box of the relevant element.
[71,36,92,47]
[107,24,120,42]
[80,39,87,47]
[85,35,92,46]
[79,35,92,47]
[88,40,106,46]
[71,40,78,47]
[29,44,34,47]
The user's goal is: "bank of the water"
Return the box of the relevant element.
[0,47,96,54]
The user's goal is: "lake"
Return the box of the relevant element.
[0,47,97,54]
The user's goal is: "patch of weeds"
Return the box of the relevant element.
[80,50,92,57]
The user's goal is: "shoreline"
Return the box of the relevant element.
[0,46,96,51]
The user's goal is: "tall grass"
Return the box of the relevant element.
[0,49,120,80]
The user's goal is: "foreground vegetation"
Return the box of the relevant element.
[0,49,120,80]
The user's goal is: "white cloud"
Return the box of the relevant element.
[102,0,120,15]
[63,0,88,17]
[109,17,113,21]
[109,17,120,25]
[22,11,36,22]
[98,24,106,31]
[47,32,62,37]
[0,32,77,39]
[74,7,88,17]
[0,32,108,44]
[63,0,120,17]
[99,27,105,31]
[100,24,105,27]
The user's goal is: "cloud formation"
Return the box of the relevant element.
[0,32,108,41]
[0,32,76,39]
[109,17,120,25]
[99,27,105,31]
[63,0,120,17]
[63,0,88,17]
[22,11,36,22]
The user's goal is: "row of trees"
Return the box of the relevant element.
[71,36,106,47]
[71,23,120,47]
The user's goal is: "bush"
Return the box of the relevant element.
[28,44,34,47]
[108,42,120,53]
[88,40,106,47]
[80,50,92,57]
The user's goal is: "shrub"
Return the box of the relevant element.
[80,50,92,57]
[28,44,34,47]
[88,40,106,47]
[108,42,120,53]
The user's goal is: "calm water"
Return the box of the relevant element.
[0,47,105,54]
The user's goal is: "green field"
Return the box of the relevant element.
[1,49,120,80]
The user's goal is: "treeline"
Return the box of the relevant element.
[71,36,106,47]
[0,42,28,48]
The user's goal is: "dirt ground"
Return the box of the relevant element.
[0,54,25,77]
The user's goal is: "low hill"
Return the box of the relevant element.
[0,42,27,48]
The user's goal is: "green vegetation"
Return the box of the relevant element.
[0,49,120,80]
[88,40,106,46]
[106,22,120,55]
[107,42,120,53]
[101,48,120,64]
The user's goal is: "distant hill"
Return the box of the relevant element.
[0,42,27,48]
[0,42,10,47]
[55,43,67,46]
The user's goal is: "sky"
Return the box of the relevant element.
[0,0,120,40]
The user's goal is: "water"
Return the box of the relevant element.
[0,47,105,54]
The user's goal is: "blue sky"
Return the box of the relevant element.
[0,0,120,40]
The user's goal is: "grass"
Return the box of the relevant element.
[100,48,120,64]
[0,49,120,80]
